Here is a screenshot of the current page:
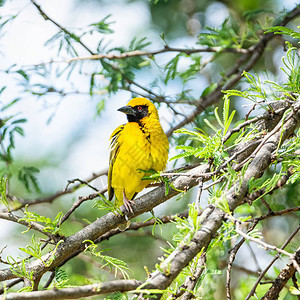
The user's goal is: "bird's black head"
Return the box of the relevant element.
[117,105,149,122]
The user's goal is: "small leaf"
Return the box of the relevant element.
[16,70,29,81]
[214,107,224,129]
[203,118,218,132]
[1,98,21,112]
[201,83,217,98]
[90,15,114,34]
[11,118,27,125]
[96,100,105,116]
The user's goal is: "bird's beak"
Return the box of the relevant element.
[117,105,135,115]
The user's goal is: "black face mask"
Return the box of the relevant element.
[118,105,149,122]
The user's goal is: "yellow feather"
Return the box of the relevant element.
[108,97,169,207]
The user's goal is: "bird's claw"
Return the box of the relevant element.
[122,190,135,215]
[123,198,135,214]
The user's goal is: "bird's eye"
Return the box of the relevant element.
[137,106,142,111]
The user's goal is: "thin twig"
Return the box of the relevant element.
[195,179,204,211]
[223,107,286,143]
[60,187,107,225]
[226,221,258,300]
[3,170,107,213]
[262,193,274,208]
[0,278,23,294]
[64,178,100,192]
[0,212,57,240]
[230,265,273,280]
[30,0,95,55]
[195,160,212,210]
[245,224,300,300]
[235,221,294,259]
[43,271,55,290]
[247,243,262,271]
[28,46,249,67]
[202,175,225,190]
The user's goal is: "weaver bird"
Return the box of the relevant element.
[108,97,169,214]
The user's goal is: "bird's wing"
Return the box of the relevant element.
[108,124,125,200]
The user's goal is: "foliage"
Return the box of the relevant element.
[93,194,122,215]
[171,96,235,167]
[52,268,70,288]
[266,25,300,40]
[83,240,132,279]
[20,206,63,235]
[0,177,9,211]
[0,98,41,193]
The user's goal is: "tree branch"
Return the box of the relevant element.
[67,46,248,62]
[181,253,207,300]
[0,280,142,300]
[261,248,300,300]
[0,212,56,239]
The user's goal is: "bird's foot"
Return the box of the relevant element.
[123,191,135,214]
[123,198,135,214]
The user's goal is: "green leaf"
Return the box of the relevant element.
[93,194,122,215]
[197,17,244,48]
[265,26,300,40]
[0,177,10,211]
[90,15,114,34]
[84,240,132,279]
[290,286,300,296]
[164,54,181,83]
[96,100,105,116]
[18,166,40,193]
[243,9,273,21]
[214,107,224,129]
[90,73,95,95]
[53,268,69,288]
[16,70,29,81]
[201,83,217,98]
[13,126,24,136]
[222,96,236,135]
[20,207,63,235]
[1,98,21,112]
[223,96,229,126]
[11,118,27,125]
[129,37,151,51]
[203,118,218,132]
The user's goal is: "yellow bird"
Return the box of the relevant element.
[108,97,169,213]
